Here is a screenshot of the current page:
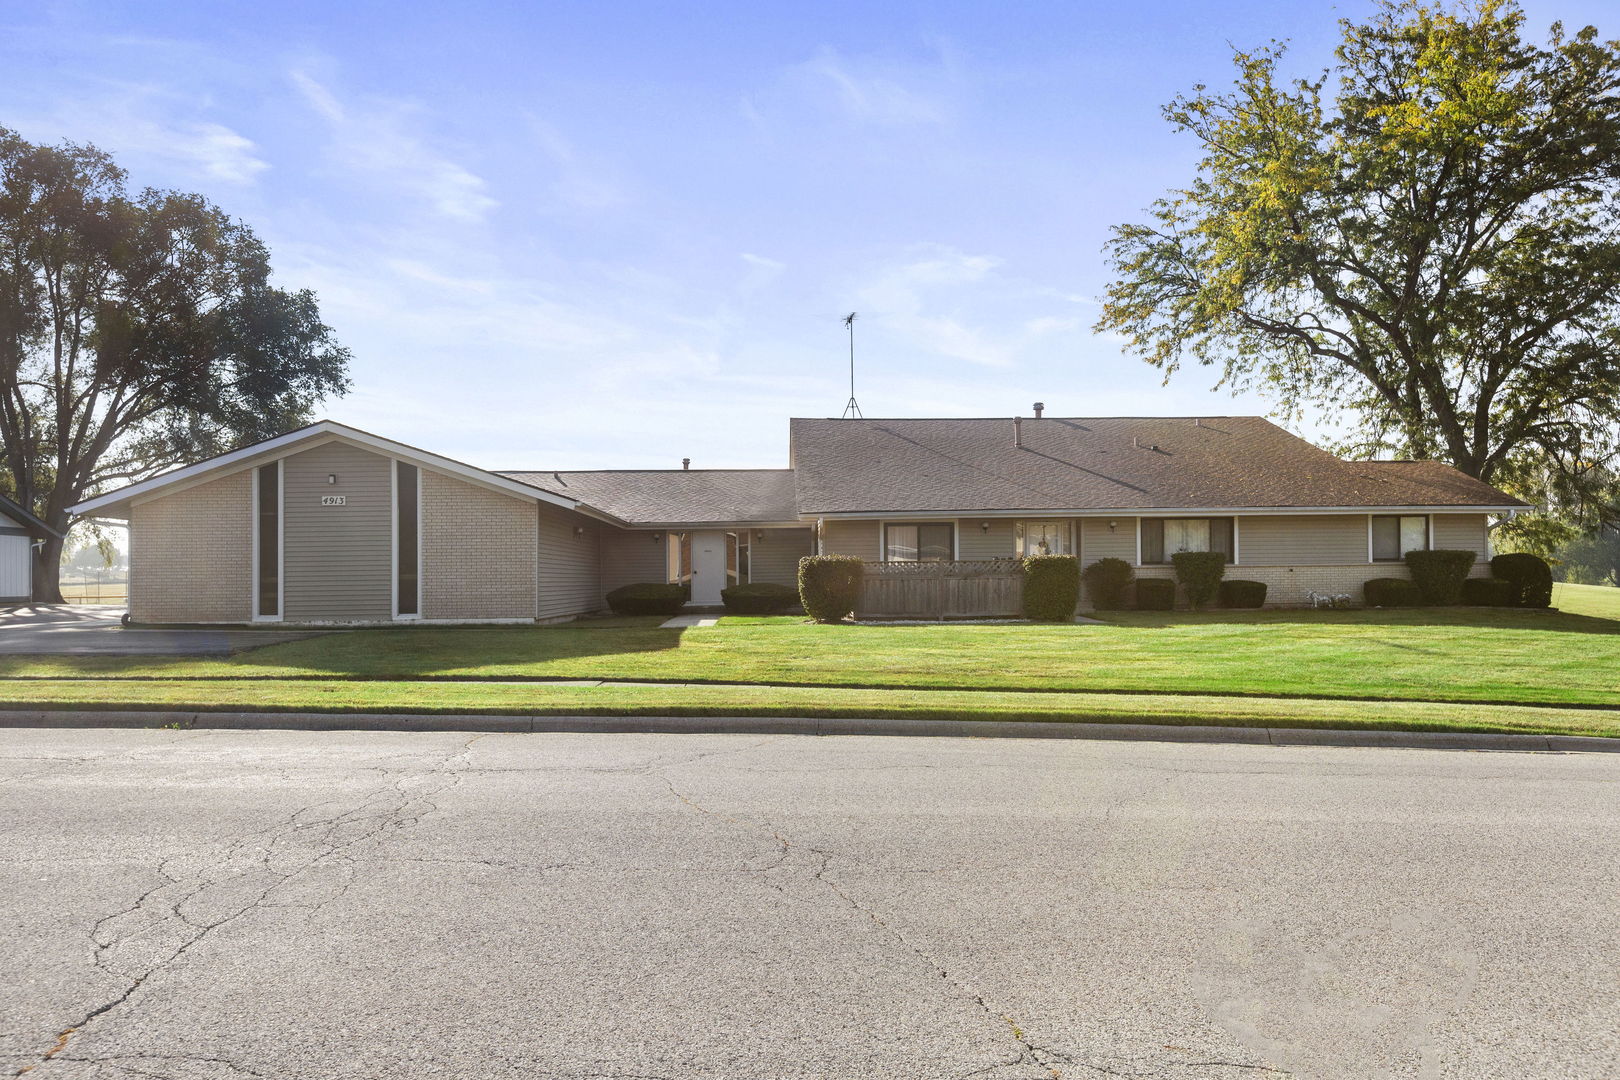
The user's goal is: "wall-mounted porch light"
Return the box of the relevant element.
[1108,520,1117,532]
[327,474,337,485]
[980,521,991,533]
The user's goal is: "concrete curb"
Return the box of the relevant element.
[0,709,1614,753]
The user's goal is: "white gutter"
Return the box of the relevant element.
[801,504,1529,520]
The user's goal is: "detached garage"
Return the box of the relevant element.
[0,492,62,603]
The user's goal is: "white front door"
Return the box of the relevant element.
[689,530,727,605]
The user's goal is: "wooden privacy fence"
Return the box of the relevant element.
[858,559,1024,619]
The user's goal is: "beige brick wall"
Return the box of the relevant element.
[129,471,252,624]
[420,469,537,620]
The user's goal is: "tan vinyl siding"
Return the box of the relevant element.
[1432,513,1490,560]
[129,471,251,624]
[749,527,814,586]
[281,442,393,621]
[821,519,880,560]
[1236,515,1368,566]
[959,519,1016,560]
[537,503,602,619]
[420,469,538,620]
[1080,517,1137,565]
[600,528,668,598]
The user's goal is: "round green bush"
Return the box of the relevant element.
[1170,550,1226,609]
[798,555,865,623]
[605,582,688,616]
[1021,555,1080,621]
[721,582,799,614]
[1460,576,1518,606]
[1218,579,1267,608]
[1081,557,1135,610]
[1363,577,1421,608]
[1490,552,1554,608]
[1403,549,1478,605]
[1135,577,1176,611]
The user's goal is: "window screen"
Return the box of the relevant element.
[1371,515,1428,561]
[256,464,279,617]
[885,523,954,562]
[1140,517,1232,564]
[396,462,419,615]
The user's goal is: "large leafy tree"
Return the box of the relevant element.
[1097,0,1620,528]
[0,128,350,600]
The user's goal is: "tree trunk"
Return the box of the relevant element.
[31,534,65,603]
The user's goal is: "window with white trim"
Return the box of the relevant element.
[1140,517,1233,564]
[1015,521,1073,557]
[884,522,954,562]
[1371,514,1428,561]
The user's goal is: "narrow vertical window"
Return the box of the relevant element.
[396,462,419,616]
[256,463,279,617]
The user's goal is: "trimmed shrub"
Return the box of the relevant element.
[798,555,864,623]
[1404,549,1478,605]
[1081,557,1135,610]
[1171,550,1226,610]
[1218,579,1267,609]
[1135,577,1176,611]
[721,582,799,614]
[605,582,688,616]
[1491,552,1554,608]
[1364,577,1421,608]
[1461,576,1518,607]
[1021,555,1080,621]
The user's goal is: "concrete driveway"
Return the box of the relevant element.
[2,730,1616,1079]
[0,604,329,654]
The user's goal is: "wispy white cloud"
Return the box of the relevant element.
[290,70,497,222]
[9,83,268,184]
[744,45,962,132]
[801,48,951,126]
[854,245,1085,369]
[527,118,629,211]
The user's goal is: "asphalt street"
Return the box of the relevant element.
[2,729,1615,1079]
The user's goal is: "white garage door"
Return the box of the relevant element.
[0,535,31,599]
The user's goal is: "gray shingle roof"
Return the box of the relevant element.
[498,469,798,526]
[789,416,1526,514]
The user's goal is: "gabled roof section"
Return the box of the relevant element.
[789,416,1529,514]
[0,491,62,537]
[68,421,605,521]
[499,469,799,527]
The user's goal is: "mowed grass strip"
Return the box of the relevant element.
[1,679,1616,737]
[1,604,1616,708]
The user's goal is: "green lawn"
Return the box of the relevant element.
[1,599,1615,736]
[2,679,1616,737]
[3,605,1616,708]
[1555,581,1620,621]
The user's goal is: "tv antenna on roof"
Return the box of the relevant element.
[840,312,864,419]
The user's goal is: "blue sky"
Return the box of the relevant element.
[2,0,1611,471]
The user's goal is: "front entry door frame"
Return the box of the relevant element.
[689,529,727,605]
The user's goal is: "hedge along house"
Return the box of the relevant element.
[68,412,1527,625]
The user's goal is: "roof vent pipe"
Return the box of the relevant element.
[1033,402,1044,419]
[682,458,690,470]
[1013,416,1023,448]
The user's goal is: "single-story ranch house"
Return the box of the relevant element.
[69,411,1528,624]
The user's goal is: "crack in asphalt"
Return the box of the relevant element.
[654,748,1074,1079]
[12,734,490,1078]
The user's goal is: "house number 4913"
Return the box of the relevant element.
[321,495,346,506]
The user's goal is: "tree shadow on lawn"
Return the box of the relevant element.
[230,618,687,677]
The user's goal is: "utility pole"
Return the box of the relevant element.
[841,312,863,419]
